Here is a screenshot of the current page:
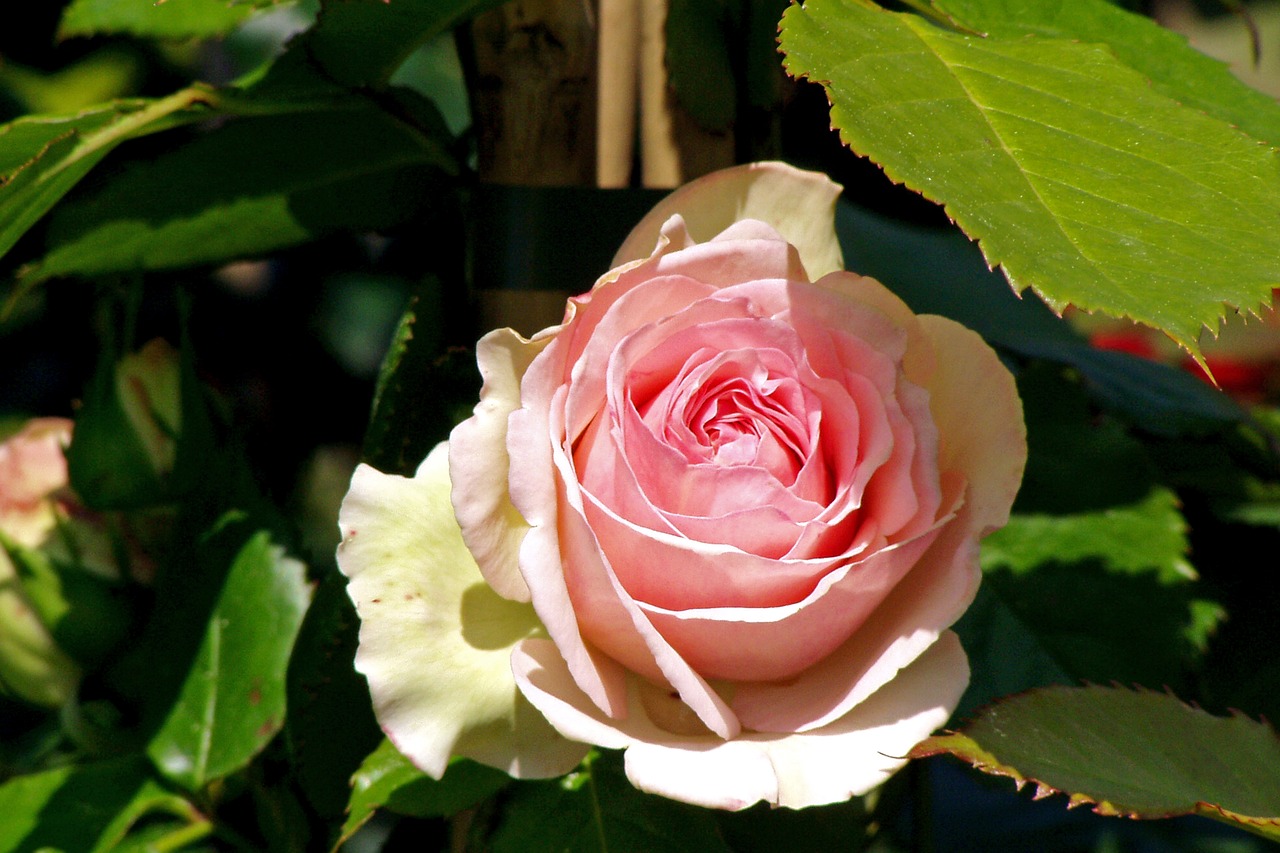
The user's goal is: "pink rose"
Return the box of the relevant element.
[337,162,1026,809]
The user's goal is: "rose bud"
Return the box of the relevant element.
[0,418,136,706]
[0,419,83,707]
[116,338,182,478]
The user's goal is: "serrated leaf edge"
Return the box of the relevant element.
[909,683,1280,835]
[778,2,1278,368]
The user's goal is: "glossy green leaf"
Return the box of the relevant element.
[285,568,381,822]
[486,751,731,853]
[929,0,1280,147]
[666,0,737,131]
[666,0,791,132]
[147,530,310,792]
[0,89,215,265]
[0,756,204,853]
[911,685,1280,841]
[339,739,511,845]
[0,51,141,115]
[361,277,480,477]
[955,365,1222,706]
[835,201,1246,438]
[289,0,510,89]
[4,544,133,669]
[781,0,1280,358]
[28,106,453,282]
[59,0,255,39]
[983,487,1193,585]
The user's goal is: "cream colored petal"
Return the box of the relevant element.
[917,315,1027,535]
[512,632,968,810]
[450,329,554,603]
[337,443,588,779]
[613,162,844,279]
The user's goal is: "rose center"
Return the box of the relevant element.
[670,364,809,484]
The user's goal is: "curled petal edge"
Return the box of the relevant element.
[613,161,844,280]
[337,443,588,779]
[450,329,556,603]
[511,631,969,810]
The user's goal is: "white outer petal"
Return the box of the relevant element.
[512,632,969,810]
[613,162,844,279]
[337,442,588,779]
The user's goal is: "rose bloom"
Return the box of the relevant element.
[337,163,1026,809]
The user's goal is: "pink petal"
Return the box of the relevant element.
[730,477,977,733]
[579,484,856,610]
[810,271,937,386]
[550,414,742,739]
[646,234,809,289]
[636,521,946,681]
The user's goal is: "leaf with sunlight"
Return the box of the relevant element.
[780,0,1280,360]
[59,0,256,40]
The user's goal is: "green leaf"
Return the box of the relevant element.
[0,51,141,115]
[485,751,731,853]
[982,487,1193,585]
[952,584,1072,719]
[928,0,1280,147]
[0,89,215,266]
[666,0,738,131]
[146,529,311,792]
[362,277,480,476]
[780,0,1280,358]
[0,756,205,853]
[1148,413,1280,528]
[1060,346,1245,437]
[339,739,511,844]
[980,488,1219,688]
[665,0,791,132]
[954,365,1222,706]
[835,201,1246,437]
[285,568,381,822]
[911,685,1280,841]
[836,200,1078,354]
[59,0,255,39]
[4,544,133,669]
[713,797,872,853]
[1015,363,1157,515]
[286,0,510,89]
[28,106,454,281]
